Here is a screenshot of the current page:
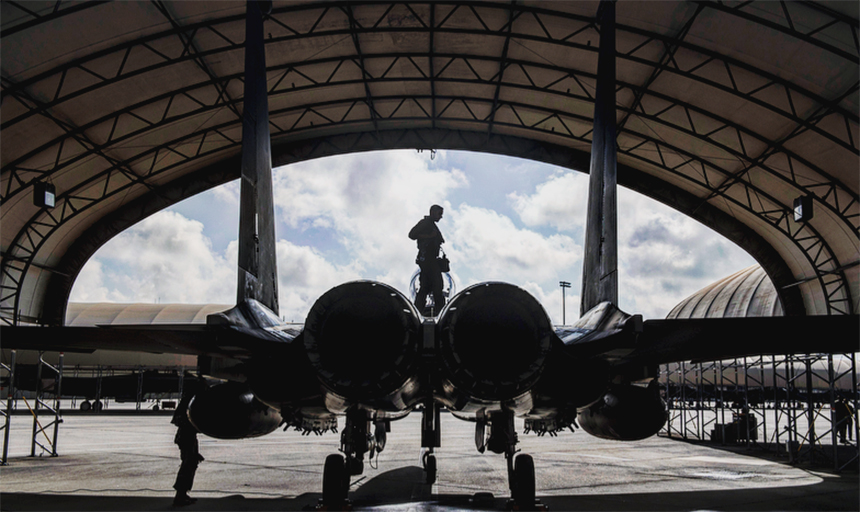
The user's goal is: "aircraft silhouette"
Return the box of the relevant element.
[3,2,856,509]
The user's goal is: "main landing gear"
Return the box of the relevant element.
[322,453,350,507]
[479,411,544,511]
[320,409,389,509]
[421,400,441,484]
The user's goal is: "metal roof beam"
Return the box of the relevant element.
[429,4,436,129]
[5,50,854,233]
[343,4,380,135]
[0,77,153,198]
[4,89,849,316]
[1,1,108,38]
[487,1,518,137]
[696,0,859,65]
[149,0,242,121]
[617,2,705,134]
[4,10,855,147]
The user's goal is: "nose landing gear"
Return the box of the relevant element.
[421,400,441,485]
[421,449,437,485]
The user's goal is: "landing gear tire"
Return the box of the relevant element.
[512,454,535,508]
[323,454,348,505]
[80,401,91,412]
[423,452,437,485]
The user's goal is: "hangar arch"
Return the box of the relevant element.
[2,1,857,326]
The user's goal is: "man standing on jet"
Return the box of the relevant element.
[409,204,446,315]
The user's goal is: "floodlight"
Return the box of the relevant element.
[34,182,56,209]
[793,196,812,222]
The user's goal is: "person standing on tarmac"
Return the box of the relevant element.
[172,379,204,506]
[835,398,855,444]
[409,204,446,315]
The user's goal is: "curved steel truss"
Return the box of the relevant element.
[2,1,858,325]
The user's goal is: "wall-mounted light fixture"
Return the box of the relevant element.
[793,195,812,222]
[34,182,56,208]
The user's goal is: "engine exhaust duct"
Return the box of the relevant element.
[437,282,553,402]
[304,281,422,406]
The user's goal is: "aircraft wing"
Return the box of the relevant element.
[0,323,301,358]
[617,314,859,369]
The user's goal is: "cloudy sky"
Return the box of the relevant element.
[70,149,756,324]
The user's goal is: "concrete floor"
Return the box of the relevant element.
[1,411,857,511]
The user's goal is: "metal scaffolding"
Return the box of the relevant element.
[0,361,189,463]
[1,350,16,465]
[0,349,64,460]
[61,365,189,412]
[662,353,859,471]
[29,352,63,457]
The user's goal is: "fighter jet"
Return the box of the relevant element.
[3,2,856,509]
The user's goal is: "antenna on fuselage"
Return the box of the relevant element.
[580,0,618,316]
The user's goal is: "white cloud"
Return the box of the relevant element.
[272,239,363,322]
[211,179,240,206]
[269,152,585,319]
[71,211,235,305]
[71,211,367,322]
[69,259,125,302]
[508,171,589,232]
[447,205,581,286]
[504,171,757,319]
[616,190,756,318]
[71,152,757,326]
[521,281,579,326]
[274,150,468,291]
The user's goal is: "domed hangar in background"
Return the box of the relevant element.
[1,1,857,326]
[667,265,784,319]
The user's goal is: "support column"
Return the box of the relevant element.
[846,353,859,472]
[804,358,816,463]
[30,352,62,457]
[136,366,144,411]
[1,350,16,465]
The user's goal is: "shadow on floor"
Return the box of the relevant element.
[664,435,860,472]
[2,465,857,511]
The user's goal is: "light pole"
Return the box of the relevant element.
[559,281,571,325]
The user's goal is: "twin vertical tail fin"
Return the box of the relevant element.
[580,0,618,317]
[235,2,614,321]
[236,0,279,315]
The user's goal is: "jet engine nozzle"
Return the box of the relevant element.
[437,282,553,402]
[304,281,422,405]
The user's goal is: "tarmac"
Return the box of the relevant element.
[1,409,857,511]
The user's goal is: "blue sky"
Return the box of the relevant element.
[70,149,756,323]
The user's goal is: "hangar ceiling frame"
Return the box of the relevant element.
[1,1,858,326]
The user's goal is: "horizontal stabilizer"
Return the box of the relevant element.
[619,315,860,368]
[0,323,300,357]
